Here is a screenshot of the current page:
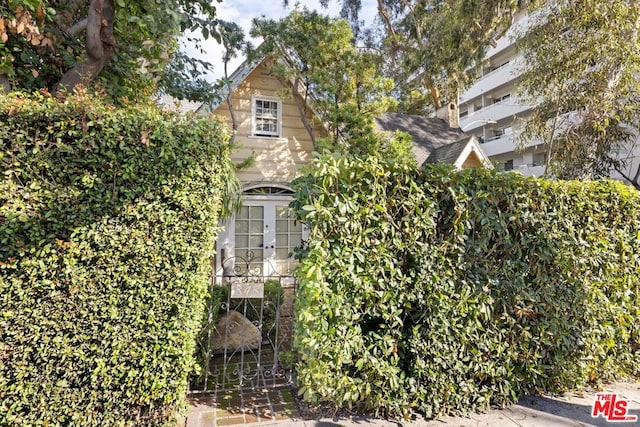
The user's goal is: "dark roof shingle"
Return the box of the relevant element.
[374,112,471,165]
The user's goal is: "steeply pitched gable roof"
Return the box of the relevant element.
[374,112,491,168]
[426,138,474,164]
[197,58,263,115]
[374,112,470,165]
[197,53,326,130]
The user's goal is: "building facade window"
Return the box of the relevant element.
[498,159,514,172]
[493,93,511,104]
[532,153,546,167]
[252,96,281,137]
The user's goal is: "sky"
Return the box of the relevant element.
[182,0,379,83]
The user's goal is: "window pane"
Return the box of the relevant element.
[254,98,279,136]
[249,235,263,248]
[276,220,288,233]
[275,248,290,260]
[250,220,263,233]
[249,206,263,219]
[276,207,290,219]
[235,234,248,248]
[276,234,288,246]
[235,220,248,234]
[290,233,302,248]
[252,249,263,259]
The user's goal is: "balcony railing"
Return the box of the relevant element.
[460,98,533,130]
[459,58,523,103]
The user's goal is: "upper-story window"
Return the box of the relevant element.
[497,159,514,172]
[252,96,281,137]
[532,153,546,167]
[493,93,511,104]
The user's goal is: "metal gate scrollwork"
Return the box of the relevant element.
[190,252,297,392]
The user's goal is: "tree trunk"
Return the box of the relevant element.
[223,58,237,145]
[53,0,115,95]
[281,76,316,147]
[0,75,10,93]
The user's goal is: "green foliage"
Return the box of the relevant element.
[291,153,640,419]
[251,8,398,154]
[517,0,640,184]
[307,0,535,112]
[0,91,237,425]
[0,0,226,102]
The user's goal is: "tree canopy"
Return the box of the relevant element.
[291,0,533,114]
[0,0,223,101]
[251,8,412,160]
[516,0,640,186]
[306,0,640,185]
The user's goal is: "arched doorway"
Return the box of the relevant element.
[217,184,307,279]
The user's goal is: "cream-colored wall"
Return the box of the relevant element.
[213,63,324,184]
[461,151,483,168]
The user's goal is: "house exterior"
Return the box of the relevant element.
[198,58,326,278]
[200,57,491,278]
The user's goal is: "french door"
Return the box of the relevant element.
[232,200,305,276]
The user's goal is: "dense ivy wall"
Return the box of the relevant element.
[0,92,236,426]
[292,154,640,419]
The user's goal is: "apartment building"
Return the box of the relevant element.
[459,7,640,187]
[458,11,547,176]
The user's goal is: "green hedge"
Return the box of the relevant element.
[291,153,640,419]
[0,92,237,425]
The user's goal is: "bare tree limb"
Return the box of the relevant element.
[377,0,395,38]
[55,0,90,28]
[279,75,316,147]
[64,18,88,37]
[54,0,116,95]
[0,76,10,93]
[223,54,237,145]
[632,162,640,185]
[614,165,640,190]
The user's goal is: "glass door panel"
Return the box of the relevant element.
[234,205,264,275]
[274,206,303,275]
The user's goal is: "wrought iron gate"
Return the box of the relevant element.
[190,255,297,392]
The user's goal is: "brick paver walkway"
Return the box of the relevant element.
[187,387,300,427]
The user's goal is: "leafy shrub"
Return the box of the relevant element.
[291,153,640,419]
[0,91,237,426]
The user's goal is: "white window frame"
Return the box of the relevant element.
[251,95,282,138]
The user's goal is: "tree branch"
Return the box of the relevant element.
[64,18,88,37]
[55,0,91,28]
[223,54,237,145]
[54,0,116,95]
[614,165,640,190]
[281,75,316,147]
[377,0,395,38]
